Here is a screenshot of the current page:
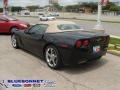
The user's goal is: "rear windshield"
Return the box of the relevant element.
[58,24,81,30]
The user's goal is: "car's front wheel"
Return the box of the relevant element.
[45,45,61,69]
[10,27,18,33]
[11,35,19,49]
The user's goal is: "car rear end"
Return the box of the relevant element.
[59,35,110,65]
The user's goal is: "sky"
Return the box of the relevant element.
[0,0,120,7]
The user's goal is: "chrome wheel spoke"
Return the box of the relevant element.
[52,59,57,66]
[46,51,51,58]
[49,58,52,63]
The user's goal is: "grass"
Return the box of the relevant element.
[108,37,120,51]
[110,38,120,45]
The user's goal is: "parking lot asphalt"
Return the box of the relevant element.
[0,35,120,90]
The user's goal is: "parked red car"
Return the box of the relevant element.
[0,15,30,33]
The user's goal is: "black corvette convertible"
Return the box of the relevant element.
[11,20,110,69]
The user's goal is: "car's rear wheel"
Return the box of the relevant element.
[11,34,19,49]
[45,45,61,69]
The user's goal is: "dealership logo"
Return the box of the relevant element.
[24,84,32,87]
[33,84,41,87]
[12,84,22,87]
[0,80,56,88]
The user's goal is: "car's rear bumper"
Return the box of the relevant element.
[58,46,107,65]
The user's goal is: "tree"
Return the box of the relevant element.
[81,2,97,12]
[11,6,23,12]
[53,3,63,11]
[65,5,73,12]
[65,5,81,12]
[102,2,116,10]
[65,2,120,13]
[0,8,3,12]
[26,5,39,12]
[88,2,97,12]
[65,3,97,13]
[110,6,120,11]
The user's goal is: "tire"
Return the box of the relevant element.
[10,27,18,33]
[45,45,62,69]
[11,34,19,49]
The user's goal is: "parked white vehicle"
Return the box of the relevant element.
[39,15,56,21]
[49,12,59,16]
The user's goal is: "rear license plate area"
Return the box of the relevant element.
[93,46,100,53]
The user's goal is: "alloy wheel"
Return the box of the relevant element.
[45,47,58,68]
[11,35,17,48]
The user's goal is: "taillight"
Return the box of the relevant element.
[83,40,89,46]
[75,40,82,48]
[75,40,89,48]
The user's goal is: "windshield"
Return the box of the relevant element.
[58,24,81,30]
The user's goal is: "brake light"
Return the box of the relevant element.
[83,40,89,46]
[75,40,82,48]
[75,40,89,48]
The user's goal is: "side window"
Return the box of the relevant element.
[29,24,48,34]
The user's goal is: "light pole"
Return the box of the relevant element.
[93,0,105,33]
[94,1,104,30]
[93,0,109,33]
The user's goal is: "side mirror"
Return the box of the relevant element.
[24,30,29,34]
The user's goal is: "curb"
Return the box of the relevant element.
[110,35,120,39]
[107,50,120,57]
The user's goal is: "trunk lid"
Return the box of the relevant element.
[49,30,110,46]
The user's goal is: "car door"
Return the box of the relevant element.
[0,17,9,33]
[22,24,48,55]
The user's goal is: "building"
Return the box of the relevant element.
[49,0,58,5]
[49,0,59,12]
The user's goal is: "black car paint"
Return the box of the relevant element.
[12,29,110,65]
